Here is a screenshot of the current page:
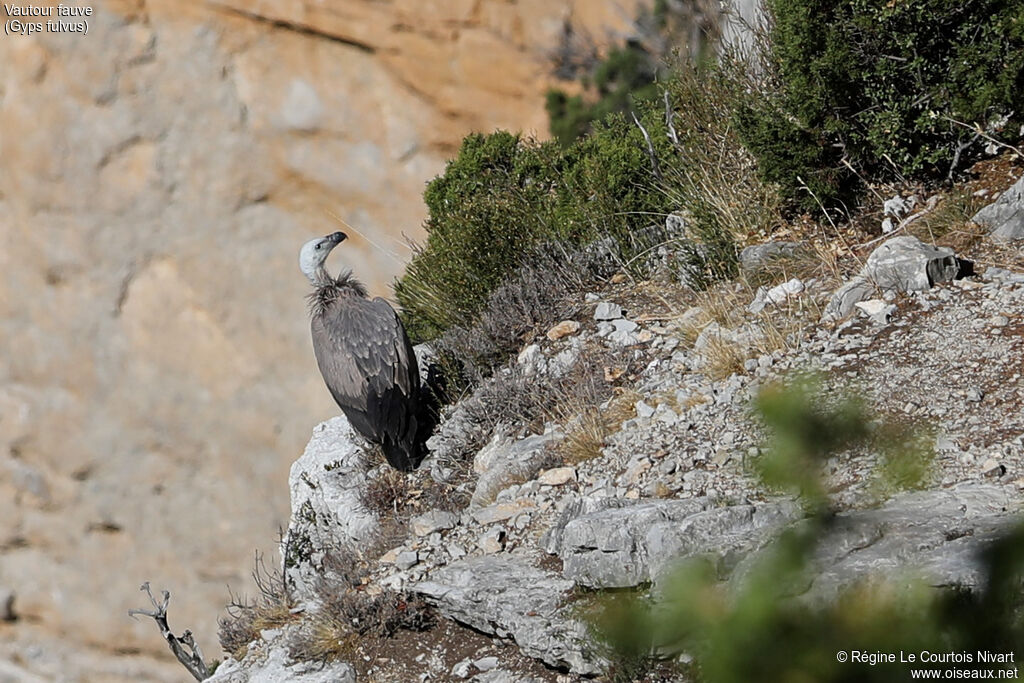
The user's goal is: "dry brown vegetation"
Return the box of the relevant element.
[703,335,748,380]
[359,468,413,519]
[435,241,619,384]
[554,387,641,465]
[288,587,434,666]
[218,553,297,660]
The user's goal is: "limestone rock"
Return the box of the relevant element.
[757,485,1020,602]
[412,510,459,537]
[824,276,877,320]
[477,527,507,554]
[594,302,623,320]
[285,417,378,603]
[550,496,800,588]
[552,497,714,587]
[972,174,1024,241]
[473,670,546,683]
[471,430,564,508]
[207,629,356,683]
[854,299,896,324]
[825,237,965,320]
[472,500,537,525]
[538,467,577,486]
[546,320,581,341]
[396,550,420,570]
[865,236,961,292]
[739,241,805,274]
[416,556,604,675]
[751,277,805,313]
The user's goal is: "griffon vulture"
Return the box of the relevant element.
[299,231,425,471]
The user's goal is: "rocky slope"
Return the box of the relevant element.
[207,170,1024,681]
[0,1,645,679]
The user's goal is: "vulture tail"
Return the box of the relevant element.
[378,364,442,472]
[381,436,425,472]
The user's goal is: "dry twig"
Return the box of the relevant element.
[664,90,680,146]
[854,195,941,249]
[128,582,210,681]
[632,111,663,182]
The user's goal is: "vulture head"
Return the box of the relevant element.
[299,231,347,284]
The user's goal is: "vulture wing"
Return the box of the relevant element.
[311,295,421,469]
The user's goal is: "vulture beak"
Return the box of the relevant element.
[327,231,347,244]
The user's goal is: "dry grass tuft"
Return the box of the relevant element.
[665,62,785,239]
[553,387,640,465]
[753,296,825,355]
[674,273,828,379]
[743,240,845,289]
[289,588,435,666]
[218,552,297,660]
[693,286,747,329]
[703,335,748,380]
[909,189,987,245]
[359,468,412,518]
[287,614,360,665]
[558,407,610,464]
[677,315,707,348]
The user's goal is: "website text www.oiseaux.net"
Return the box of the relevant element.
[838,649,1018,680]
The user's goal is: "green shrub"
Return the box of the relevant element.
[556,108,678,245]
[395,109,677,343]
[739,0,1024,210]
[394,132,561,341]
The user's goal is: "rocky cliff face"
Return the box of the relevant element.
[211,221,1024,681]
[0,1,640,678]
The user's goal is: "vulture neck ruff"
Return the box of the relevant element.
[308,269,368,318]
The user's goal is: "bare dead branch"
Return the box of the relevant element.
[853,195,941,249]
[632,111,663,182]
[941,115,1024,159]
[128,582,210,681]
[947,132,981,183]
[664,90,679,146]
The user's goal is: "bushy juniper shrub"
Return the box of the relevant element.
[739,0,1024,211]
[395,107,677,343]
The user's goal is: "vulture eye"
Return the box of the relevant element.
[315,244,322,250]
